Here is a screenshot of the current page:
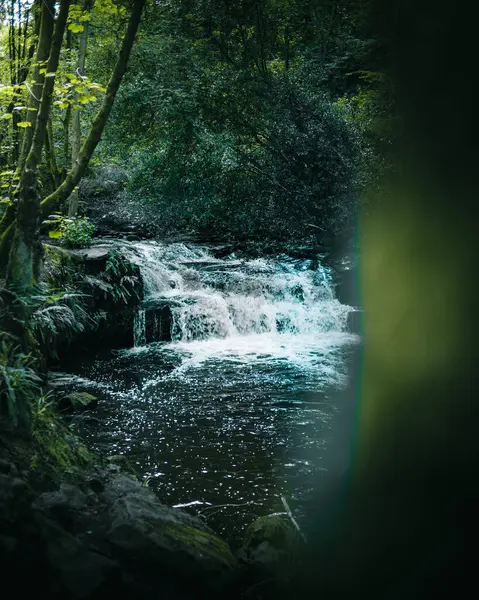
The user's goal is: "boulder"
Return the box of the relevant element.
[103,473,237,590]
[70,246,111,275]
[57,392,98,413]
[37,516,120,599]
[240,514,304,568]
[0,473,32,528]
[334,265,360,306]
[144,299,176,343]
[34,484,90,531]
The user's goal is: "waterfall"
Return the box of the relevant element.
[133,309,146,347]
[121,241,351,347]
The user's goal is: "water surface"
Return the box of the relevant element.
[55,242,360,543]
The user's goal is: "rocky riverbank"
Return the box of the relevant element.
[0,410,305,600]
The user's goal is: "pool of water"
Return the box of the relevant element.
[52,242,360,545]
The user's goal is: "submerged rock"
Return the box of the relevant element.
[240,514,304,568]
[58,393,98,413]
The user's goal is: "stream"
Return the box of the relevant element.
[53,241,360,544]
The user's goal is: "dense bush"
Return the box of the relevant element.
[93,0,379,243]
[61,217,96,249]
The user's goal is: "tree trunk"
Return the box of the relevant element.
[7,0,71,291]
[17,0,55,175]
[41,0,146,216]
[45,116,62,188]
[68,0,93,217]
[0,0,51,272]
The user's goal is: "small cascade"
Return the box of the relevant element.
[133,309,146,347]
[121,240,351,347]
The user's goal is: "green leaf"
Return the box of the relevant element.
[17,121,32,128]
[48,230,63,239]
[68,23,84,33]
[1,113,13,120]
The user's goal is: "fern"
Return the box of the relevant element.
[0,340,42,425]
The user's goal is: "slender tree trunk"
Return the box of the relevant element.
[17,0,55,175]
[7,0,71,291]
[62,105,72,180]
[45,116,61,188]
[68,0,93,216]
[0,0,49,272]
[41,0,146,217]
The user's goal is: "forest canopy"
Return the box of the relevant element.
[0,0,390,257]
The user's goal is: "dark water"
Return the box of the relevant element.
[53,242,360,545]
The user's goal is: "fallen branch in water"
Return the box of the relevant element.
[281,495,307,543]
[173,500,213,509]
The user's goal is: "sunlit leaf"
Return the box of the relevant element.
[68,23,84,33]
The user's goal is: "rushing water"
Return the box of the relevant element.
[54,241,360,544]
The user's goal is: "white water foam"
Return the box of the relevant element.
[118,240,358,370]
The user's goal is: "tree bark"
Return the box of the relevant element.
[7,0,71,290]
[41,0,146,216]
[68,0,93,217]
[45,116,62,188]
[17,0,55,175]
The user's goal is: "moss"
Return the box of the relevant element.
[58,392,98,412]
[43,244,83,286]
[31,413,96,484]
[161,522,238,570]
[243,515,304,568]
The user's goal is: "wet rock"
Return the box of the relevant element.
[70,246,111,275]
[347,309,363,334]
[103,473,237,587]
[106,455,138,477]
[58,392,98,413]
[0,474,32,526]
[38,484,88,510]
[38,517,120,599]
[333,265,360,306]
[0,458,18,476]
[142,298,189,343]
[241,514,304,568]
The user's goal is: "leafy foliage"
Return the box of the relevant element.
[0,339,42,425]
[44,214,95,248]
[29,284,104,358]
[97,0,385,242]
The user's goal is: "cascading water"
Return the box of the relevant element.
[60,240,360,544]
[121,241,351,355]
[133,309,146,347]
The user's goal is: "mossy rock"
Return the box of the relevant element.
[106,455,138,477]
[105,476,238,589]
[242,514,304,568]
[31,416,96,484]
[43,244,83,286]
[57,392,98,413]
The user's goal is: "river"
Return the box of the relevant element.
[52,241,360,544]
